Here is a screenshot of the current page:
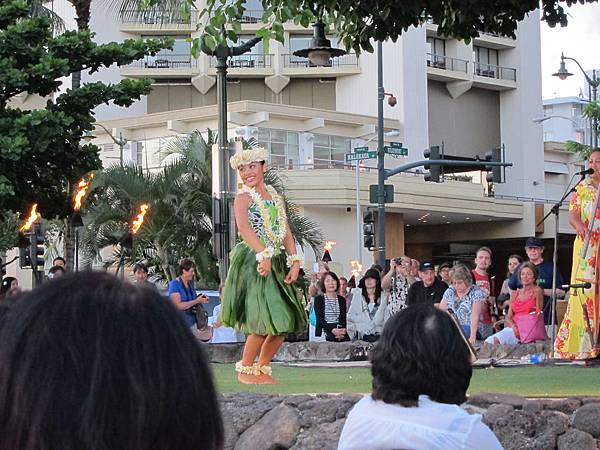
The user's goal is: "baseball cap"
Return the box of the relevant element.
[525,237,544,248]
[419,261,434,272]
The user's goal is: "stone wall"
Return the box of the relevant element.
[220,392,600,450]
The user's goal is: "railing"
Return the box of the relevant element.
[123,54,197,69]
[282,53,359,68]
[209,53,273,69]
[119,9,198,25]
[473,62,517,81]
[426,53,468,73]
[239,10,263,24]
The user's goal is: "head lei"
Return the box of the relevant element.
[229,148,269,170]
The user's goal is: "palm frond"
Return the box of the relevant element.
[28,0,67,34]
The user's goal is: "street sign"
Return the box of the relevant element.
[369,184,394,203]
[345,151,377,162]
[390,141,403,148]
[353,146,369,153]
[384,146,408,156]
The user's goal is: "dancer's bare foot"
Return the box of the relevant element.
[255,373,277,384]
[237,372,262,384]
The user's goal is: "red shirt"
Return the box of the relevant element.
[472,270,492,324]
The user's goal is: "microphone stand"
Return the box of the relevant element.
[537,172,588,359]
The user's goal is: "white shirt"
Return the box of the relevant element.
[210,304,242,343]
[338,395,503,450]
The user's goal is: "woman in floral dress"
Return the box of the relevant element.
[555,149,600,359]
[221,148,307,384]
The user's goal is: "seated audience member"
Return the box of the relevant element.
[212,284,243,344]
[313,271,349,342]
[0,272,224,450]
[438,264,486,345]
[0,277,19,301]
[347,268,388,342]
[498,254,523,312]
[471,247,495,340]
[410,259,420,281]
[406,261,448,307]
[438,262,452,284]
[132,262,157,290]
[485,262,546,345]
[52,256,66,268]
[339,276,353,311]
[338,305,502,450]
[48,265,66,280]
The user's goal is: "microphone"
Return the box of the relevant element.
[562,282,592,290]
[577,168,594,176]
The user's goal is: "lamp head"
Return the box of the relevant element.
[292,20,346,67]
[552,57,573,81]
[82,130,96,142]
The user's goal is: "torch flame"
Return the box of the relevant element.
[131,203,149,234]
[324,240,337,251]
[350,260,363,279]
[73,173,94,211]
[19,204,40,232]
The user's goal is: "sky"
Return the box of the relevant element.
[540,2,600,100]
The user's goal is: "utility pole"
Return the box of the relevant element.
[376,41,386,268]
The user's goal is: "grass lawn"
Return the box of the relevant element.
[212,363,600,397]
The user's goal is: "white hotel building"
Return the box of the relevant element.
[79,3,582,276]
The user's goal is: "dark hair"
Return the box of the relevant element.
[371,304,472,407]
[506,254,524,277]
[0,277,17,299]
[318,271,340,293]
[370,264,383,273]
[518,261,539,283]
[133,262,149,274]
[53,256,66,265]
[358,268,383,305]
[177,258,195,276]
[0,272,223,450]
[48,265,66,276]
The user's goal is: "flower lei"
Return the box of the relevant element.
[242,185,287,248]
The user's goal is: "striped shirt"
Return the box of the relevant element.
[324,296,341,324]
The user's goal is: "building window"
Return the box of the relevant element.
[426,37,445,57]
[474,46,499,66]
[543,104,554,114]
[313,134,351,168]
[257,129,299,168]
[140,35,191,68]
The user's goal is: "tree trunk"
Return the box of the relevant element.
[63,218,76,271]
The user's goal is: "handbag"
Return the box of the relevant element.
[194,303,209,330]
[513,312,547,344]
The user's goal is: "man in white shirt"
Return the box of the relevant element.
[338,304,503,450]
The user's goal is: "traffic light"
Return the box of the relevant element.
[423,146,441,182]
[30,223,45,270]
[18,232,31,269]
[363,210,376,249]
[485,147,502,183]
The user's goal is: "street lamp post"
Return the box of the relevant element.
[201,36,261,282]
[83,124,128,166]
[553,53,599,147]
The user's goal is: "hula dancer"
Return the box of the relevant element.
[221,148,307,384]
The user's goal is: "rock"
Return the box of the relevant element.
[297,397,356,428]
[557,429,597,450]
[582,397,600,405]
[207,344,244,363]
[485,404,514,425]
[221,393,284,435]
[572,403,600,438]
[234,403,300,450]
[522,399,547,413]
[467,393,526,409]
[290,418,346,450]
[492,410,538,449]
[462,404,487,416]
[537,411,570,436]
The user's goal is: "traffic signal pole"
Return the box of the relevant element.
[385,160,511,179]
[376,41,386,268]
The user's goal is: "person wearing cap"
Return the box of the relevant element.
[405,261,448,307]
[437,262,451,284]
[508,237,564,327]
[221,148,307,384]
[347,268,388,342]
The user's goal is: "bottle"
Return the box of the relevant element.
[529,353,546,364]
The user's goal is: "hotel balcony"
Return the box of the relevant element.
[120,54,198,78]
[281,53,360,77]
[119,9,198,33]
[473,32,517,50]
[208,53,275,77]
[473,61,517,90]
[426,53,470,83]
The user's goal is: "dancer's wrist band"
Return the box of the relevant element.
[286,254,303,267]
[256,247,274,262]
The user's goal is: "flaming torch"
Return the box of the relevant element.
[131,203,149,234]
[19,204,40,232]
[350,260,363,280]
[72,174,94,212]
[322,240,336,262]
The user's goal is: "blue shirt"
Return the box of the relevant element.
[168,278,197,326]
[442,284,486,328]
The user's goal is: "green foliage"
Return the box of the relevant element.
[184,0,598,55]
[565,140,593,160]
[0,211,19,254]
[0,0,172,222]
[565,101,600,159]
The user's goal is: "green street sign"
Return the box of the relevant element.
[384,146,408,156]
[345,151,377,162]
[390,141,403,148]
[353,146,369,153]
[369,184,394,203]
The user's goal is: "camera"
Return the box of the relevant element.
[393,257,402,264]
[387,95,397,107]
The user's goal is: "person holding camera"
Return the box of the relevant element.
[168,258,209,330]
[382,256,413,321]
